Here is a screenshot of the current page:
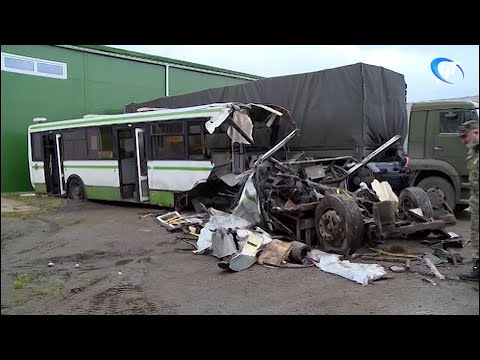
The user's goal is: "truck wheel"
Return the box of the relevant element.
[398,187,434,219]
[314,194,364,254]
[68,178,85,200]
[416,176,455,212]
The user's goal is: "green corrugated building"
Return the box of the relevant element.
[1,45,262,192]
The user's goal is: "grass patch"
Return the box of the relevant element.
[13,273,35,289]
[14,297,29,306]
[88,275,108,287]
[1,231,22,248]
[1,193,66,218]
[33,284,63,298]
[68,219,85,226]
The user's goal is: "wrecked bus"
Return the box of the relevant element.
[27,102,296,208]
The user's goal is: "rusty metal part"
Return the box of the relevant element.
[318,209,346,248]
[372,201,397,232]
[289,241,312,263]
[357,255,417,263]
[373,219,454,239]
[369,248,419,259]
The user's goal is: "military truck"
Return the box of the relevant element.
[405,100,479,211]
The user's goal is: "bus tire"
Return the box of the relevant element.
[67,177,85,201]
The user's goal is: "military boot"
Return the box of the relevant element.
[459,260,479,281]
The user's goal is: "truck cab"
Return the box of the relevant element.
[405,100,479,211]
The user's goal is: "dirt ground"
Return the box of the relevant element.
[1,194,478,315]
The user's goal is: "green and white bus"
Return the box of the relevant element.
[28,102,295,209]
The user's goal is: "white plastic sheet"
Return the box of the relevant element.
[308,250,387,285]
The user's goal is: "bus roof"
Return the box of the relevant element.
[28,103,233,133]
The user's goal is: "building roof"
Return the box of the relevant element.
[56,45,264,81]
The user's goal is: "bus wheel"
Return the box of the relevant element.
[68,178,85,200]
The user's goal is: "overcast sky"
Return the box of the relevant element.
[109,45,479,103]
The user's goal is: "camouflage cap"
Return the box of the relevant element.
[458,120,479,136]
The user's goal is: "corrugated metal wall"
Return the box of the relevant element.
[1,45,253,192]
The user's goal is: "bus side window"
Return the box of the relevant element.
[87,126,114,159]
[31,133,44,161]
[151,123,185,160]
[63,129,87,160]
[188,123,205,159]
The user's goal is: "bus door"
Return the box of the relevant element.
[43,133,65,196]
[135,128,149,202]
[55,134,66,195]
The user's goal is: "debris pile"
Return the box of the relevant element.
[150,132,462,285]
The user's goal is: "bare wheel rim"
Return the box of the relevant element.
[318,208,345,247]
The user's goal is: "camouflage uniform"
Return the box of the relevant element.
[466,144,479,257]
[459,120,479,258]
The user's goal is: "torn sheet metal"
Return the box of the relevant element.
[228,231,263,272]
[266,113,278,127]
[205,104,232,134]
[227,111,254,144]
[308,250,387,285]
[236,228,272,251]
[194,214,252,254]
[248,103,284,116]
[255,129,300,164]
[346,134,402,175]
[232,174,260,225]
[211,229,238,258]
[304,164,326,180]
[219,173,242,187]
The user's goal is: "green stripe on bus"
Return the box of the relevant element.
[64,165,118,169]
[34,183,47,193]
[149,190,174,207]
[30,108,221,130]
[84,186,121,201]
[148,166,212,171]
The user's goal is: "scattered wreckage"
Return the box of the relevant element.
[219,123,458,256]
[151,101,460,284]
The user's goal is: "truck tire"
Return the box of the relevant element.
[398,187,434,219]
[416,176,455,212]
[314,194,364,254]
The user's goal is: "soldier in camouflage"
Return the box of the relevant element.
[458,120,479,281]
